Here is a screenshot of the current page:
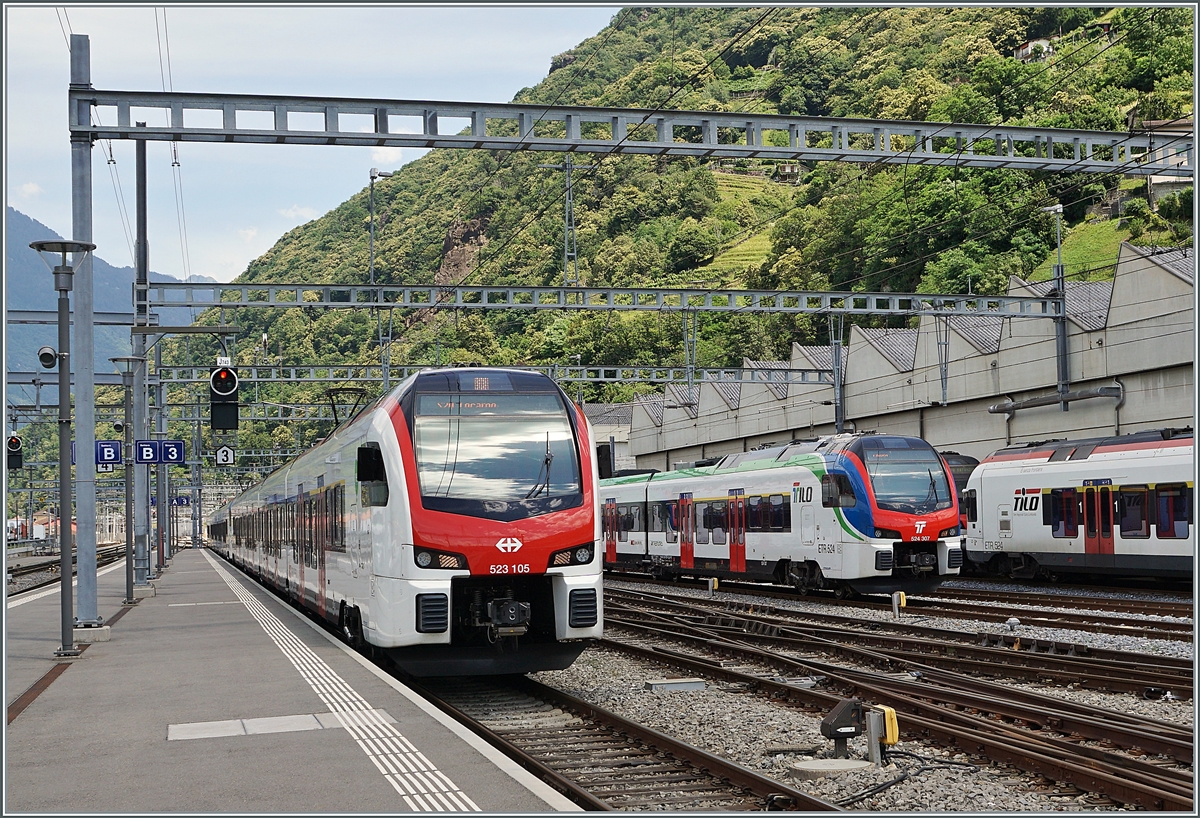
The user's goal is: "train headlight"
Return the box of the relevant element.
[550,545,594,568]
[413,548,467,570]
[939,527,960,538]
[874,528,902,540]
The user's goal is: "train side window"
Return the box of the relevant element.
[693,502,711,545]
[665,501,679,543]
[358,446,389,507]
[649,503,665,533]
[961,489,977,523]
[746,496,764,531]
[629,505,643,533]
[1099,487,1111,538]
[1118,488,1150,538]
[1157,484,1192,539]
[708,501,727,545]
[616,505,629,542]
[821,475,856,508]
[769,494,790,531]
[1047,488,1078,538]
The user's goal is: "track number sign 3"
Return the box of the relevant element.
[215,445,235,466]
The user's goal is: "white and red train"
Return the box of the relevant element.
[208,368,603,675]
[600,432,964,596]
[962,428,1194,580]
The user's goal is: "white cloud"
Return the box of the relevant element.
[279,205,319,221]
[20,182,43,197]
[238,227,258,243]
[370,147,407,165]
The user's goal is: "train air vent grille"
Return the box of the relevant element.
[568,589,598,628]
[875,551,894,571]
[415,593,449,633]
[948,548,963,569]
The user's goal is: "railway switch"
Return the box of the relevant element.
[820,698,864,759]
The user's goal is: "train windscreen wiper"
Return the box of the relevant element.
[525,433,554,499]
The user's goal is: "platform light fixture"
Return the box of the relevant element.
[29,238,97,657]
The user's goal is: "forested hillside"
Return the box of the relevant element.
[169,6,1193,457]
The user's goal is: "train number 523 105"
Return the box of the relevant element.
[490,564,530,574]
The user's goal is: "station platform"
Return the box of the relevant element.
[5,547,579,813]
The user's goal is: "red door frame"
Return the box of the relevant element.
[728,489,746,573]
[679,493,694,569]
[1097,486,1114,555]
[604,499,617,564]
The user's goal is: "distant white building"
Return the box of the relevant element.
[1014,38,1055,62]
[627,243,1194,468]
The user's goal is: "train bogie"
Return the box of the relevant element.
[208,368,602,676]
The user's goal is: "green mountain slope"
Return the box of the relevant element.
[167,6,1193,457]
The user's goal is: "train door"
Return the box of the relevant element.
[728,489,746,573]
[801,506,815,546]
[604,499,617,565]
[679,493,694,569]
[1082,486,1114,555]
[317,491,327,620]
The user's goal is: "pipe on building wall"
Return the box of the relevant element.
[1113,376,1126,435]
[987,385,1123,415]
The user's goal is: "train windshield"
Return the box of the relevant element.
[412,392,583,520]
[854,437,954,515]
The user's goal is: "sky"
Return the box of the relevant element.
[4,4,620,282]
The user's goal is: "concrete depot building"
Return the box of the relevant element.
[630,243,1195,469]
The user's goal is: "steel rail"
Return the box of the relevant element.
[602,622,1192,810]
[607,599,1193,699]
[603,637,1194,801]
[401,673,840,811]
[606,581,1194,672]
[930,586,1194,618]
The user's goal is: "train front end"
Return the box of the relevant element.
[830,435,963,594]
[377,368,602,675]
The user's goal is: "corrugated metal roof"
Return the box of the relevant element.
[710,377,742,411]
[1128,244,1195,285]
[744,360,789,399]
[859,327,919,372]
[795,345,833,371]
[949,316,1004,355]
[1024,278,1113,331]
[666,384,700,418]
[633,393,664,427]
[582,403,633,426]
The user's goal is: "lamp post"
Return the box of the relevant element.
[368,167,394,287]
[30,239,96,657]
[111,356,143,605]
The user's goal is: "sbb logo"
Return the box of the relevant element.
[495,537,523,553]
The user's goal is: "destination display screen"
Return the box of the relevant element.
[415,393,564,416]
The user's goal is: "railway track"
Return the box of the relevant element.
[931,585,1193,618]
[605,588,1194,700]
[597,595,1193,811]
[5,545,127,595]
[607,572,1194,641]
[395,672,841,811]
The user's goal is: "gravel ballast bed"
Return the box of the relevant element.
[535,647,1129,812]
